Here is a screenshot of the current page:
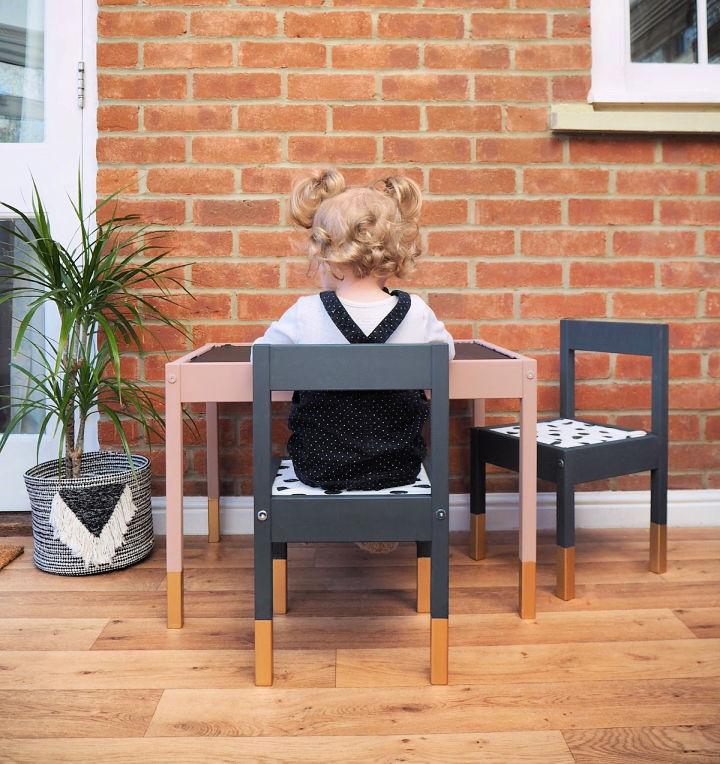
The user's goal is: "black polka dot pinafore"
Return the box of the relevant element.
[287,290,429,491]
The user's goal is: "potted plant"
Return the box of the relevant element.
[0,180,187,575]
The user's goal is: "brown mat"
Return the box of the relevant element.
[0,545,24,571]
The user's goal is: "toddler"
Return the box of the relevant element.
[254,168,454,499]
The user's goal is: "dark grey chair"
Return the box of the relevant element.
[252,343,449,685]
[470,320,669,601]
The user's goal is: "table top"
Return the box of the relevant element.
[189,341,513,364]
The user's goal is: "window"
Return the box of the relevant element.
[590,0,720,104]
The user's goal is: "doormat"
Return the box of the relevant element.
[0,545,24,571]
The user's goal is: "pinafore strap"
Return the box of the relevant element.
[319,290,411,345]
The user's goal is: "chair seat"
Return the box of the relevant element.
[491,418,647,448]
[272,460,431,496]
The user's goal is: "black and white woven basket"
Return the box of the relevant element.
[24,451,154,576]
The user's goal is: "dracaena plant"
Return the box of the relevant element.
[0,178,189,478]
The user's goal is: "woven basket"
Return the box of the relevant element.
[24,451,154,576]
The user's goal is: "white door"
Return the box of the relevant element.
[0,0,88,510]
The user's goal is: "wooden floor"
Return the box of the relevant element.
[1,528,719,763]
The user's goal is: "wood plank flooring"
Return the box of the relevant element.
[0,528,719,763]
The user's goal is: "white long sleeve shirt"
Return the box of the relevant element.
[253,292,455,359]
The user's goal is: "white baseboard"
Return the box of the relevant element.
[151,489,720,536]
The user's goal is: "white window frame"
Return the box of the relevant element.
[590,0,720,104]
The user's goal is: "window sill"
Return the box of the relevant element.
[550,104,720,134]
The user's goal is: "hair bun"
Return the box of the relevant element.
[290,168,346,229]
[381,176,422,225]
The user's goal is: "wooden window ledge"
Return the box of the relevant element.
[550,104,720,134]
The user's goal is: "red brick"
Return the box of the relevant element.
[575,383,650,410]
[241,168,307,193]
[382,74,468,101]
[522,230,606,257]
[613,292,697,319]
[707,415,720,439]
[429,293,513,319]
[613,230,697,258]
[525,168,608,194]
[156,230,233,259]
[98,10,186,37]
[661,261,720,288]
[661,201,720,226]
[471,12,547,39]
[338,167,424,187]
[475,74,547,101]
[670,444,720,470]
[476,261,561,287]
[144,105,232,132]
[193,73,280,100]
[397,260,468,289]
[671,322,720,349]
[192,263,280,289]
[378,13,464,39]
[238,231,306,258]
[285,11,371,38]
[190,10,276,36]
[663,139,720,165]
[515,43,590,69]
[569,199,654,225]
[505,105,547,132]
[289,74,375,100]
[426,0,509,6]
[427,105,501,132]
[706,170,720,194]
[429,168,516,194]
[517,0,586,6]
[334,105,420,132]
[551,75,590,101]
[144,42,232,68]
[236,293,300,320]
[97,168,138,195]
[428,230,515,257]
[569,138,655,164]
[193,200,279,226]
[384,137,470,163]
[239,41,326,68]
[616,353,701,380]
[237,104,326,132]
[616,170,698,196]
[98,74,186,100]
[97,136,185,163]
[521,292,605,318]
[707,231,720,256]
[288,136,377,163]
[478,137,562,164]
[709,352,720,378]
[425,44,509,70]
[478,322,557,350]
[148,294,231,321]
[97,105,138,131]
[570,261,654,288]
[707,292,720,317]
[99,199,185,226]
[192,136,280,164]
[420,200,468,225]
[97,42,138,68]
[552,12,590,38]
[147,168,235,195]
[332,44,419,69]
[476,199,561,225]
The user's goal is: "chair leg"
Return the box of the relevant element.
[273,543,288,615]
[255,513,273,686]
[416,541,430,613]
[469,432,486,560]
[430,617,448,685]
[430,517,449,685]
[650,467,668,574]
[255,620,273,686]
[555,472,576,601]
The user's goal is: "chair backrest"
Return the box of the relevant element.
[559,319,669,441]
[252,343,449,504]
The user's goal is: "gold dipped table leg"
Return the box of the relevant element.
[273,559,287,615]
[416,557,430,613]
[255,620,273,686]
[207,497,220,544]
[519,560,536,620]
[430,618,448,685]
[556,546,575,601]
[469,513,486,560]
[167,571,184,629]
[650,522,667,574]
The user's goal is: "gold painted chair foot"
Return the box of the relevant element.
[416,557,430,613]
[519,560,536,620]
[430,618,448,685]
[207,497,220,543]
[273,559,288,615]
[650,522,667,574]
[255,620,273,686]
[469,513,486,560]
[167,571,184,629]
[556,546,575,601]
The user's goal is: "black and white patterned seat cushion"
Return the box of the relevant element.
[272,460,431,496]
[491,418,647,448]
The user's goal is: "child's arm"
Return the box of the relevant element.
[424,305,455,360]
[252,302,300,347]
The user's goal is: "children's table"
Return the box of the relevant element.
[164,340,537,626]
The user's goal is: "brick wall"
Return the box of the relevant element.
[97,0,720,497]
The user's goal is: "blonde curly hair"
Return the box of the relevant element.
[290,168,422,281]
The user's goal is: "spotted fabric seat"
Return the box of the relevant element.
[491,418,647,448]
[272,459,431,496]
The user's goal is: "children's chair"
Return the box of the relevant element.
[252,343,449,686]
[469,319,668,600]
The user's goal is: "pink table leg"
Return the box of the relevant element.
[165,367,184,628]
[518,358,538,619]
[206,402,220,543]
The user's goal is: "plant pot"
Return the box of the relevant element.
[24,451,154,576]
